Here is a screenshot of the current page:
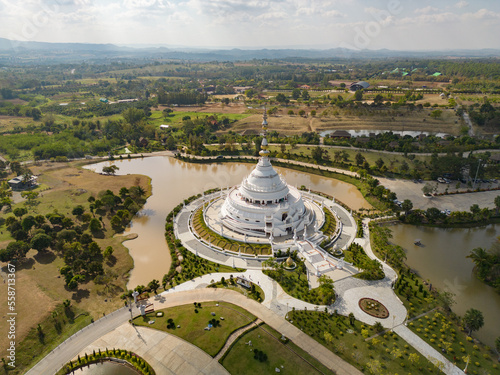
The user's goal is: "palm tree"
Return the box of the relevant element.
[463,308,484,336]
[467,247,492,280]
[495,195,500,215]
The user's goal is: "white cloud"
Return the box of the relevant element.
[464,8,500,20]
[455,1,468,9]
[414,6,440,15]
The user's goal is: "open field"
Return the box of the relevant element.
[221,323,334,375]
[0,115,36,132]
[0,161,151,360]
[226,106,462,136]
[149,109,251,128]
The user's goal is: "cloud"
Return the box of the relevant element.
[455,1,468,9]
[414,6,440,15]
[464,8,500,20]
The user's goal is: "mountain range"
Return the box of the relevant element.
[1,37,500,63]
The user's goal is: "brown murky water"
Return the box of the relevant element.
[391,224,500,347]
[86,156,371,289]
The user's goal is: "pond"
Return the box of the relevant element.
[319,129,449,138]
[391,223,500,347]
[85,156,371,288]
[76,361,139,375]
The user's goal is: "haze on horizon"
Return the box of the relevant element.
[1,0,499,51]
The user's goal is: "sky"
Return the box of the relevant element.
[1,0,500,50]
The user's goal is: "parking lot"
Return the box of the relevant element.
[377,177,500,212]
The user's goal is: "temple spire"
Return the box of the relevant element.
[259,108,270,158]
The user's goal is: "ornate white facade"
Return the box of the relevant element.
[219,112,313,238]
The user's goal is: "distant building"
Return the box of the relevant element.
[8,175,38,191]
[350,81,370,91]
[329,130,351,139]
[233,86,252,94]
[138,137,149,148]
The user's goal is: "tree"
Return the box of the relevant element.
[122,107,145,126]
[463,308,484,335]
[354,89,363,101]
[162,108,173,118]
[495,195,500,214]
[89,218,102,233]
[275,93,288,103]
[0,241,29,262]
[495,336,500,358]
[422,183,433,196]
[301,90,310,100]
[30,233,52,252]
[430,109,443,119]
[375,158,384,170]
[21,191,39,207]
[355,152,365,167]
[72,205,85,216]
[148,279,160,294]
[31,108,42,121]
[348,312,355,326]
[102,165,119,175]
[470,204,481,215]
[103,246,114,259]
[13,207,27,218]
[318,275,335,303]
[401,199,413,215]
[437,291,456,311]
[311,146,324,163]
[291,88,301,100]
[467,247,492,280]
[244,88,255,98]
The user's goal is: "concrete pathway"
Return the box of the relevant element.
[395,325,464,375]
[76,323,229,375]
[25,305,139,375]
[214,319,262,361]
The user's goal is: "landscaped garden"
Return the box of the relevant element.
[408,311,499,374]
[221,323,334,375]
[133,302,256,357]
[208,275,265,302]
[263,258,335,305]
[288,309,444,374]
[191,204,271,255]
[56,349,155,375]
[359,298,389,319]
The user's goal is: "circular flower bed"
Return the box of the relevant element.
[359,298,389,319]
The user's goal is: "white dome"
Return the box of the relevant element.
[240,157,289,201]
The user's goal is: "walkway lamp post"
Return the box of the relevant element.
[473,159,482,190]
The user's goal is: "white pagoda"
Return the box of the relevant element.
[219,111,313,238]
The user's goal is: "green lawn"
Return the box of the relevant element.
[133,302,256,356]
[408,311,499,374]
[209,278,265,303]
[149,111,251,127]
[221,323,334,375]
[289,309,444,374]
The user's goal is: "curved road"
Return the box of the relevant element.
[26,289,361,375]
